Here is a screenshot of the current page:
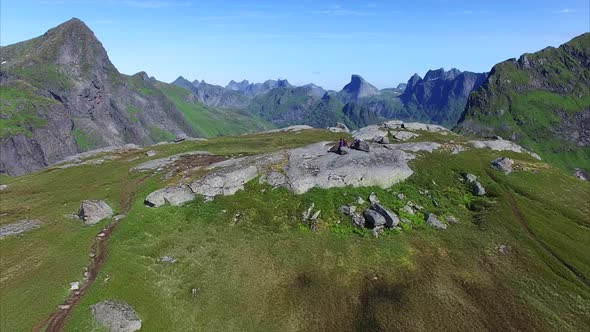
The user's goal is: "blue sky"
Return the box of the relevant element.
[1,0,589,90]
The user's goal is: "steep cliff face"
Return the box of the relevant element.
[457,33,590,171]
[400,68,487,127]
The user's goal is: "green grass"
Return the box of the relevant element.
[0,83,54,137]
[1,129,588,331]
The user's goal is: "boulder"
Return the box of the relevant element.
[145,150,157,157]
[363,209,386,228]
[0,184,7,191]
[79,200,113,225]
[302,203,315,221]
[145,186,195,207]
[473,181,486,196]
[425,213,447,230]
[336,122,350,132]
[0,219,42,239]
[160,256,177,263]
[371,203,400,228]
[491,157,514,174]
[174,134,188,143]
[189,165,258,198]
[91,300,142,332]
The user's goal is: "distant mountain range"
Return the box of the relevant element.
[1,17,587,176]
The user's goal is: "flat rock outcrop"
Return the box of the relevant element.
[0,219,42,239]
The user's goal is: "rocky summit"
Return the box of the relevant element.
[0,14,589,332]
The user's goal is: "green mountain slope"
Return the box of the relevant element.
[456,33,590,172]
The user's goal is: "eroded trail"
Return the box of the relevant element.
[34,176,147,332]
[507,192,590,288]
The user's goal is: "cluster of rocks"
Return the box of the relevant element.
[302,203,322,231]
[338,192,454,236]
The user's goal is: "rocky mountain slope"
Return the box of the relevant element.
[456,33,590,172]
[0,18,268,176]
[1,123,588,331]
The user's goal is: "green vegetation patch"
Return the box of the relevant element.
[0,83,54,137]
[149,126,176,142]
[126,105,141,123]
[72,128,99,151]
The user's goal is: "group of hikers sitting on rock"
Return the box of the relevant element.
[329,137,370,155]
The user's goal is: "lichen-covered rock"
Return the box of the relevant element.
[78,200,113,225]
[91,300,142,332]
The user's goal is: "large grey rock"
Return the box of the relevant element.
[371,203,400,228]
[189,165,258,198]
[0,219,42,239]
[338,205,357,216]
[491,157,514,174]
[368,192,380,204]
[285,142,414,194]
[79,200,113,225]
[425,213,447,230]
[363,209,386,228]
[91,300,142,332]
[145,186,195,207]
[352,125,388,140]
[0,184,7,191]
[464,173,478,183]
[383,120,404,129]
